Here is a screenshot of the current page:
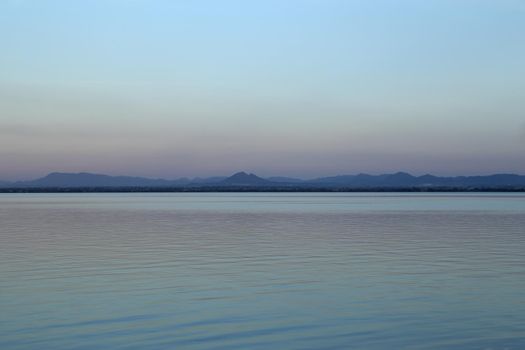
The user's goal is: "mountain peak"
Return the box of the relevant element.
[232,171,249,177]
[222,172,270,185]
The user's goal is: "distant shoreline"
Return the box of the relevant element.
[2,186,525,193]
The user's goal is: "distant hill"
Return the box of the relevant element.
[2,171,525,189]
[220,172,272,186]
[12,172,185,188]
[309,172,525,187]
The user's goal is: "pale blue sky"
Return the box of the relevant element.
[1,0,524,180]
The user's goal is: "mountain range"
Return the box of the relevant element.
[1,171,525,189]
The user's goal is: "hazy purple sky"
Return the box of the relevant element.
[1,0,525,180]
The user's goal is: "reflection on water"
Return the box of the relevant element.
[1,193,524,349]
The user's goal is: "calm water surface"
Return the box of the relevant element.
[1,193,524,349]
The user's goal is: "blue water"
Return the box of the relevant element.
[1,193,524,349]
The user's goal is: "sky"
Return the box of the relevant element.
[1,0,524,180]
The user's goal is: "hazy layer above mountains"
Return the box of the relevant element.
[1,171,525,189]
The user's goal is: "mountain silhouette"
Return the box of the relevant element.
[221,172,272,186]
[309,173,525,187]
[12,172,181,188]
[2,171,525,189]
